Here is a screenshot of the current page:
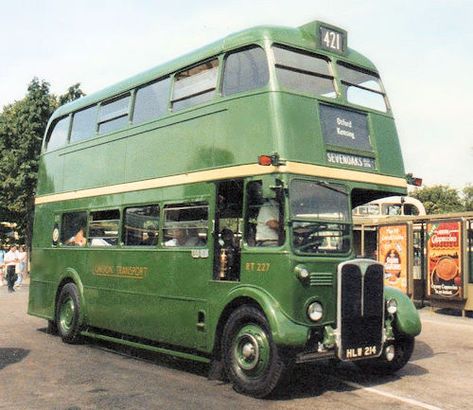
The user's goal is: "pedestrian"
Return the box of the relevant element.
[4,245,19,293]
[0,245,5,286]
[15,245,27,287]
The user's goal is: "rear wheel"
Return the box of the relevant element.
[56,283,82,344]
[356,336,415,375]
[222,306,290,398]
[47,320,58,335]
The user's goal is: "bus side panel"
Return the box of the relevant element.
[83,248,211,351]
[149,250,210,350]
[61,140,126,193]
[27,248,67,319]
[369,113,405,176]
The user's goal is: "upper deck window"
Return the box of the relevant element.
[272,45,336,98]
[98,95,130,134]
[70,105,98,143]
[133,77,170,124]
[337,62,387,112]
[172,59,219,111]
[47,116,70,151]
[222,46,269,96]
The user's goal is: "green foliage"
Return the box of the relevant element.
[410,185,464,214]
[58,83,85,106]
[463,185,473,211]
[0,78,85,245]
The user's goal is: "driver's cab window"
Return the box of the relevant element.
[245,181,284,247]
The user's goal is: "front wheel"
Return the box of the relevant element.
[356,336,415,375]
[222,306,291,398]
[56,283,82,344]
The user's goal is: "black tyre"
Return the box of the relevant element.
[222,306,290,398]
[47,320,58,335]
[356,336,415,375]
[56,283,82,344]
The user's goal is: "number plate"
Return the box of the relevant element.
[345,345,378,360]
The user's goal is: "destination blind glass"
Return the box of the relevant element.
[319,105,371,151]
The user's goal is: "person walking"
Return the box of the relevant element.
[4,245,19,293]
[0,246,5,286]
[15,245,27,288]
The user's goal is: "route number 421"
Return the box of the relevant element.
[320,27,344,52]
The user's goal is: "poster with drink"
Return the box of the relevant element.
[427,220,463,299]
[378,224,408,294]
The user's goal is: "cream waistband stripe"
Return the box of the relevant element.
[34,162,407,205]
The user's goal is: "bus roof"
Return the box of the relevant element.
[51,21,377,121]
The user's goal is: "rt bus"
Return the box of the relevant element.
[353,196,426,218]
[28,20,421,398]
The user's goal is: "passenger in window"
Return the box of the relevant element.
[256,199,280,246]
[66,227,87,247]
[141,227,158,246]
[165,227,204,247]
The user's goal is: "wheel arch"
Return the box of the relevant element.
[54,268,87,325]
[385,286,421,337]
[211,286,308,357]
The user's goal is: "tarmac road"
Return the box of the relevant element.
[1,285,473,409]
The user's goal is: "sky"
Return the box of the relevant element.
[0,0,471,188]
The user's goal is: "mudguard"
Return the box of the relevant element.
[385,287,422,337]
[220,285,309,347]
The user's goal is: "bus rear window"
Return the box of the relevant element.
[47,116,70,151]
[172,60,219,111]
[337,62,387,112]
[273,45,335,98]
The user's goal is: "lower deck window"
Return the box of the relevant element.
[123,205,160,246]
[89,210,120,247]
[61,212,88,247]
[163,203,208,247]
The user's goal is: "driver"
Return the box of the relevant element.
[256,199,280,246]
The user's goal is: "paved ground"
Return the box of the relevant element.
[1,285,473,409]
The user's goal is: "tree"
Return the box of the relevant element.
[58,83,85,106]
[0,79,85,247]
[410,185,464,215]
[462,185,473,212]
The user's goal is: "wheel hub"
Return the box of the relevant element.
[242,342,256,360]
[232,324,270,378]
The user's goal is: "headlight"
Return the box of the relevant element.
[386,298,398,315]
[307,302,323,322]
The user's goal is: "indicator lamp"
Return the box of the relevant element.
[294,265,310,281]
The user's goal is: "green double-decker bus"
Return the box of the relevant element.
[28,20,421,397]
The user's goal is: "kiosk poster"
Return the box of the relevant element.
[427,221,463,299]
[378,224,408,294]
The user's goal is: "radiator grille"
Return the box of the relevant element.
[338,260,384,361]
